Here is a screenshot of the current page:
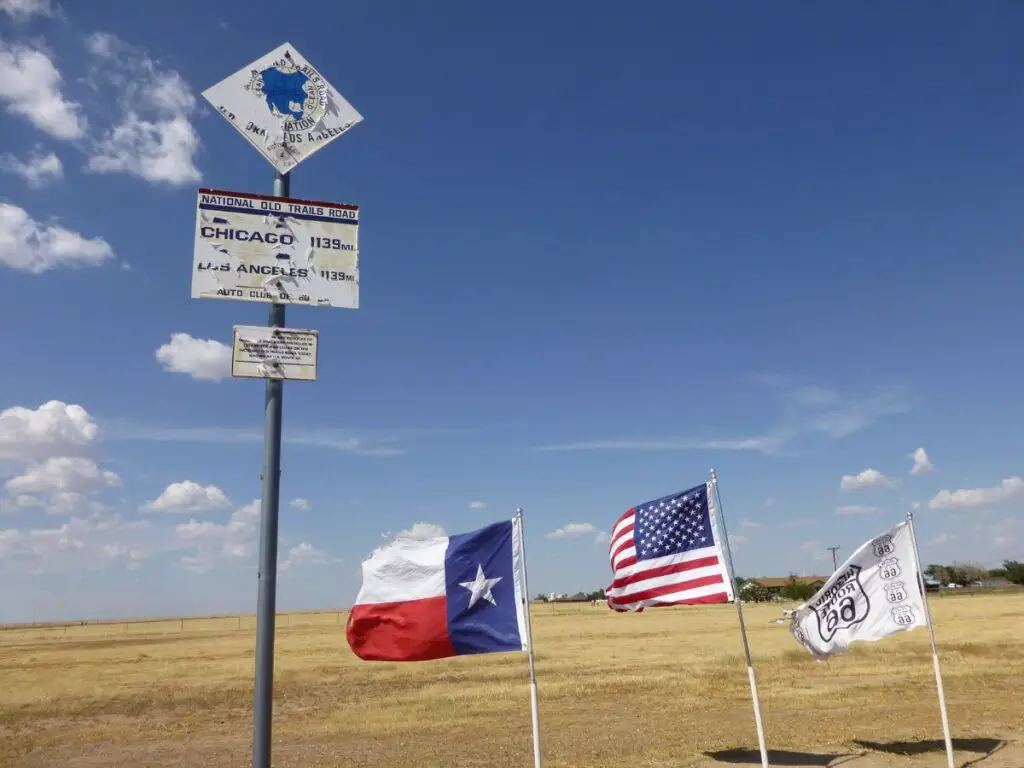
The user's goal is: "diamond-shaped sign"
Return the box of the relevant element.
[202,42,363,174]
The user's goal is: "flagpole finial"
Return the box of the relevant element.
[516,507,524,519]
[709,468,718,483]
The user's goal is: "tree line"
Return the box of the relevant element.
[536,560,1023,605]
[925,560,1023,587]
[734,576,819,603]
[534,590,606,602]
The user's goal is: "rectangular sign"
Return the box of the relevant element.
[201,42,363,174]
[191,188,359,308]
[231,326,319,382]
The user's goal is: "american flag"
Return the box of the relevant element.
[606,482,734,612]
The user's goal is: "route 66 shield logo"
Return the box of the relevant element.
[884,580,908,604]
[814,565,871,642]
[878,557,902,580]
[890,604,918,628]
[871,534,895,559]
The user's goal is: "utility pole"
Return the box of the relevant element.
[826,545,841,572]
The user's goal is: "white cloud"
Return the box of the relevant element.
[84,33,200,185]
[739,519,762,530]
[0,511,150,574]
[289,498,311,512]
[0,150,63,188]
[544,524,598,540]
[910,447,934,475]
[835,505,879,516]
[175,500,260,572]
[0,0,57,19]
[371,522,446,560]
[41,491,108,516]
[0,33,199,187]
[394,522,446,540]
[84,32,118,59]
[0,494,44,515]
[102,421,413,457]
[989,516,1019,550]
[0,401,99,461]
[179,554,213,574]
[0,202,115,274]
[0,42,86,139]
[928,477,1024,510]
[88,112,199,185]
[782,384,912,439]
[469,500,487,509]
[536,437,781,454]
[536,383,911,455]
[102,544,145,571]
[5,457,120,495]
[799,540,828,563]
[155,333,231,381]
[280,542,326,570]
[145,481,231,513]
[22,521,86,557]
[0,412,116,515]
[0,528,23,557]
[729,533,748,550]
[176,500,258,542]
[840,468,894,491]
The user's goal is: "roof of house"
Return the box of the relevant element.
[747,576,829,589]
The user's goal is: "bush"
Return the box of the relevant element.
[780,576,818,602]
[740,582,774,603]
[1003,561,1024,586]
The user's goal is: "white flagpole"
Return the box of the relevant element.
[515,508,543,768]
[906,508,955,768]
[710,469,770,768]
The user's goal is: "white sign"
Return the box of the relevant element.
[232,326,319,381]
[202,42,363,174]
[191,188,359,308]
[789,521,926,660]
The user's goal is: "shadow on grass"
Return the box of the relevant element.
[705,748,864,766]
[854,738,1006,767]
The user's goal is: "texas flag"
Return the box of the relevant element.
[346,518,530,662]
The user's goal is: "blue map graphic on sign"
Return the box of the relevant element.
[259,66,309,120]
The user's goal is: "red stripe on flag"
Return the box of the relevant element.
[608,554,721,591]
[614,554,637,570]
[346,596,455,662]
[613,507,635,529]
[610,527,634,561]
[612,573,726,605]
[610,591,730,611]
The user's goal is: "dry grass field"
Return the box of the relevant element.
[1,593,1022,768]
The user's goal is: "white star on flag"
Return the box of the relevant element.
[459,564,502,608]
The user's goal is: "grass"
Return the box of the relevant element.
[1,595,1022,767]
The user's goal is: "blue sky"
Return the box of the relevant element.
[1,1,1021,622]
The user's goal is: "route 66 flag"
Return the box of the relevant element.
[790,522,927,660]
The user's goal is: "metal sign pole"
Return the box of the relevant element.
[252,170,289,768]
[199,42,362,768]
